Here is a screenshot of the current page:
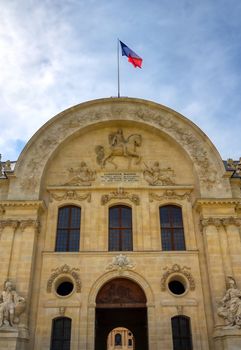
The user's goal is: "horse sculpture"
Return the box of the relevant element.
[95,130,142,169]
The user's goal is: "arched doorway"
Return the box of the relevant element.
[95,278,148,350]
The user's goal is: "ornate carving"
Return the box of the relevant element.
[101,188,140,205]
[19,220,40,234]
[149,190,191,202]
[0,280,25,328]
[49,190,91,203]
[3,160,12,172]
[0,205,5,217]
[161,264,195,291]
[95,129,142,169]
[106,254,135,272]
[47,264,81,293]
[176,305,184,315]
[65,161,96,186]
[222,217,241,227]
[59,307,66,316]
[143,162,175,186]
[218,276,241,328]
[0,220,19,233]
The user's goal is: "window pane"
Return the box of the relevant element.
[68,230,80,252]
[56,230,68,251]
[171,316,192,350]
[58,208,70,228]
[70,207,81,228]
[121,207,132,228]
[122,229,133,251]
[109,207,119,228]
[109,229,120,251]
[173,229,186,250]
[172,206,183,226]
[161,229,172,250]
[160,207,171,227]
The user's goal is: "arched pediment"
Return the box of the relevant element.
[9,97,230,199]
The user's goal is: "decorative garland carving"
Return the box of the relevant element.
[49,190,91,203]
[161,264,195,291]
[106,254,135,272]
[47,264,81,293]
[101,187,140,205]
[149,190,191,202]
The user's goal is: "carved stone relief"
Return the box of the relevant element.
[200,217,241,229]
[0,280,26,328]
[95,129,142,169]
[106,254,135,272]
[47,264,81,293]
[227,158,241,176]
[217,276,241,328]
[101,188,140,205]
[64,161,96,186]
[161,264,195,291]
[149,190,191,202]
[49,190,91,203]
[143,161,175,186]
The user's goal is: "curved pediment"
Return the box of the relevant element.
[9,97,230,199]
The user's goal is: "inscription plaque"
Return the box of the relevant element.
[100,172,140,183]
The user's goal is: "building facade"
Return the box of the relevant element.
[0,97,240,350]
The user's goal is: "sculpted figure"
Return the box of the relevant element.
[95,129,142,169]
[218,276,241,328]
[143,161,175,185]
[0,281,25,327]
[66,161,96,186]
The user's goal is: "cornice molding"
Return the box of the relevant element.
[195,198,241,211]
[0,200,45,210]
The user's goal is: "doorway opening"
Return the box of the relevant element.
[107,327,134,350]
[95,278,148,350]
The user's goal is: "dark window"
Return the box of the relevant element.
[55,206,81,252]
[115,333,122,346]
[50,317,71,350]
[128,338,133,346]
[171,316,193,350]
[109,205,133,251]
[160,205,186,250]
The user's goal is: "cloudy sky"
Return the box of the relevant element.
[0,0,240,161]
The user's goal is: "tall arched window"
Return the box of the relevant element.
[171,315,193,350]
[55,206,81,252]
[115,333,122,346]
[160,205,186,250]
[50,317,71,350]
[109,205,133,251]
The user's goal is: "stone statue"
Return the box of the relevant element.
[218,276,241,328]
[95,129,142,169]
[143,161,175,185]
[0,281,25,327]
[3,160,12,172]
[65,161,96,186]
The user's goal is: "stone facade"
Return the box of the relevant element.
[0,97,240,349]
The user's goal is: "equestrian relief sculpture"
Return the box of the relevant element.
[0,281,25,328]
[95,129,142,169]
[217,276,241,328]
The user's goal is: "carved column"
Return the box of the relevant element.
[223,218,241,281]
[0,220,19,287]
[16,219,40,338]
[201,218,226,326]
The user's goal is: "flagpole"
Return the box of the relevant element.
[117,38,120,97]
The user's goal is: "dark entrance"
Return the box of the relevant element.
[95,278,148,350]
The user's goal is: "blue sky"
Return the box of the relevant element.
[0,0,240,161]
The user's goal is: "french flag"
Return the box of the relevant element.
[119,40,143,68]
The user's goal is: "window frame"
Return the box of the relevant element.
[50,317,72,350]
[108,205,133,251]
[160,205,186,251]
[171,315,193,350]
[55,205,81,252]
